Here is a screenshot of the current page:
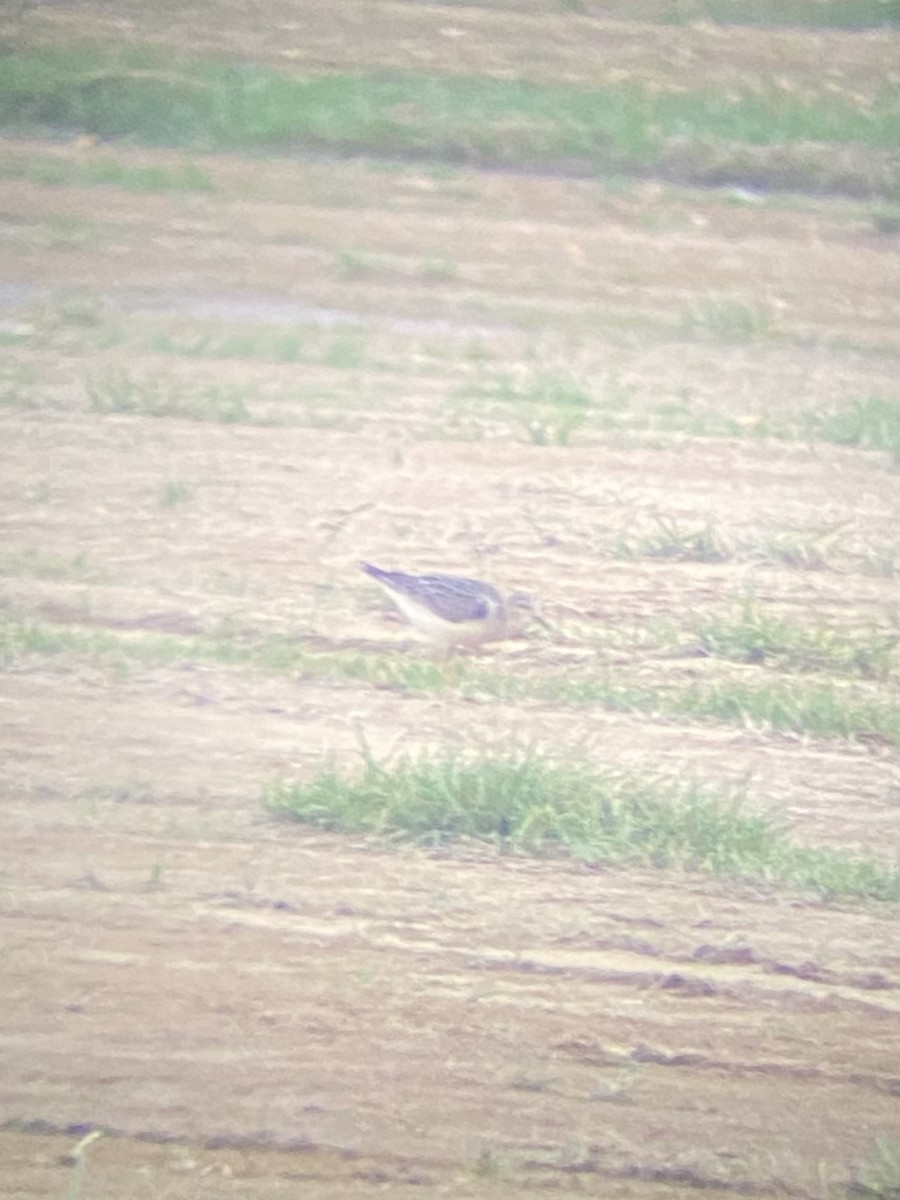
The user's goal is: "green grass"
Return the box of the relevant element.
[26,291,111,331]
[659,0,900,28]
[51,308,900,454]
[696,598,899,679]
[546,672,900,744]
[0,377,39,408]
[657,394,900,458]
[322,334,368,370]
[1,46,897,194]
[846,1138,900,1200]
[454,369,592,411]
[614,515,732,563]
[754,527,839,571]
[264,750,900,901]
[516,407,588,446]
[15,214,96,253]
[650,392,900,455]
[150,328,297,361]
[418,257,458,283]
[679,298,773,342]
[450,369,593,445]
[804,395,900,462]
[455,365,900,454]
[335,250,377,281]
[159,480,193,507]
[149,325,371,371]
[0,151,214,192]
[2,618,898,746]
[0,549,98,582]
[87,371,252,422]
[870,207,900,235]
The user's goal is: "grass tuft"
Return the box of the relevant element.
[87,371,252,422]
[160,480,193,507]
[804,395,900,463]
[614,514,732,562]
[755,527,837,571]
[265,751,900,901]
[456,369,592,410]
[846,1137,900,1200]
[696,598,899,679]
[680,297,773,342]
[453,368,593,445]
[0,548,98,582]
[0,151,214,192]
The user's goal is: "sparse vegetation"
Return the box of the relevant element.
[418,257,458,283]
[805,394,900,462]
[680,298,773,342]
[846,1138,900,1200]
[610,517,897,577]
[590,1063,641,1103]
[0,549,98,582]
[658,0,900,28]
[452,363,900,454]
[322,334,367,370]
[148,323,375,369]
[16,214,96,252]
[614,514,732,563]
[2,618,897,746]
[0,151,214,192]
[756,527,838,571]
[87,371,252,422]
[26,291,110,331]
[30,302,896,457]
[452,368,593,445]
[548,671,900,745]
[336,250,376,280]
[454,370,592,411]
[870,205,900,235]
[517,406,589,447]
[160,480,193,507]
[696,597,899,679]
[0,376,38,408]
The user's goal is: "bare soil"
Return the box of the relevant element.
[2,6,900,1197]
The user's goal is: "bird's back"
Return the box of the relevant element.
[361,563,502,623]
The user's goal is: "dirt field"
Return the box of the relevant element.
[2,5,900,1198]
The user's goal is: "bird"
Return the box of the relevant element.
[361,562,542,656]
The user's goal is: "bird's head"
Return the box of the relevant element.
[506,591,550,631]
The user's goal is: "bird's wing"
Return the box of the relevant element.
[409,575,499,623]
[362,564,501,624]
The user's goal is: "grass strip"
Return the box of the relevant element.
[655,0,900,28]
[2,618,898,746]
[264,751,900,902]
[458,370,900,457]
[2,47,898,187]
[0,150,214,192]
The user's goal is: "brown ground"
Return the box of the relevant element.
[2,6,900,1198]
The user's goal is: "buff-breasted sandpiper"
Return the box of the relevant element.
[362,562,542,656]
